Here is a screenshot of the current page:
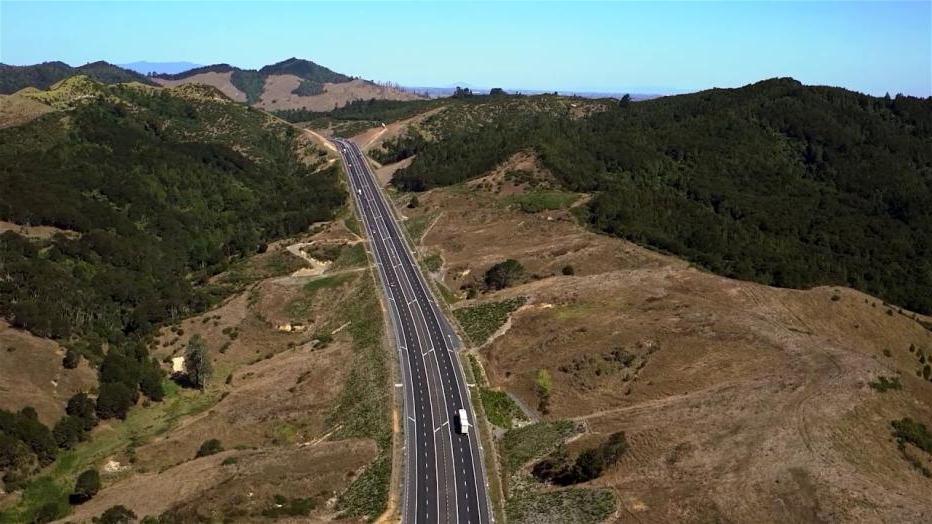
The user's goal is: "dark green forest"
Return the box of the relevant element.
[390,79,932,313]
[274,97,441,124]
[0,83,345,350]
[0,61,156,94]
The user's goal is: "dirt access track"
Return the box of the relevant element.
[397,150,932,522]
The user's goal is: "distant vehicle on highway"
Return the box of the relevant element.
[458,408,469,434]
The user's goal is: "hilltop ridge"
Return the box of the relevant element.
[0,61,156,94]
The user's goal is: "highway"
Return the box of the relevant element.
[334,138,491,524]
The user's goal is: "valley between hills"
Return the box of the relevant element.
[0,61,930,523]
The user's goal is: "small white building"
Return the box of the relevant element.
[171,357,186,375]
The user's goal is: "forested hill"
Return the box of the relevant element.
[0,77,344,349]
[0,61,156,93]
[390,79,932,313]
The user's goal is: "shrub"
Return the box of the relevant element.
[62,349,80,369]
[561,265,575,276]
[868,376,902,392]
[533,431,628,485]
[535,369,552,414]
[93,505,136,524]
[53,415,86,449]
[138,361,165,401]
[891,418,932,453]
[96,382,136,420]
[66,392,97,431]
[71,469,101,504]
[484,259,525,290]
[196,438,223,458]
[32,502,65,524]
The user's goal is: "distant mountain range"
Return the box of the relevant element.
[0,58,423,110]
[119,61,202,75]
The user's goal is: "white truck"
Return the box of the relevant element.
[457,408,470,434]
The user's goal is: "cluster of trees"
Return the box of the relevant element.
[97,341,165,420]
[0,393,99,490]
[391,79,932,313]
[369,129,428,165]
[274,97,441,124]
[292,79,325,97]
[532,431,627,485]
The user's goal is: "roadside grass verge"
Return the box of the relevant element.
[479,389,530,430]
[505,486,615,524]
[436,281,460,305]
[500,420,578,478]
[495,420,616,523]
[454,297,526,347]
[344,214,362,237]
[332,243,368,270]
[328,274,392,520]
[504,190,578,213]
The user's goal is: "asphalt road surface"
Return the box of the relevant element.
[334,138,492,524]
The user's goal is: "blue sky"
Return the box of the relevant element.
[1,1,929,96]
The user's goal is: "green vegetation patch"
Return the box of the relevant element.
[0,383,219,522]
[423,253,443,272]
[505,487,615,524]
[262,495,316,518]
[328,275,392,519]
[868,376,902,392]
[403,213,437,242]
[479,389,529,429]
[500,420,578,477]
[336,454,391,520]
[454,297,526,346]
[275,98,441,125]
[286,273,354,319]
[291,79,325,97]
[332,243,368,270]
[892,417,932,454]
[505,190,578,213]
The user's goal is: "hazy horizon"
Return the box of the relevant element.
[2,1,930,97]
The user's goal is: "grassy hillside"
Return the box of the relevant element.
[152,58,353,106]
[0,61,156,94]
[0,77,344,352]
[388,80,932,314]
